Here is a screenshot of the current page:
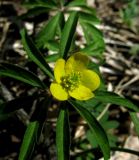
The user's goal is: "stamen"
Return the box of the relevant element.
[60,72,81,91]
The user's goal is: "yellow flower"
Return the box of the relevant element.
[50,53,100,101]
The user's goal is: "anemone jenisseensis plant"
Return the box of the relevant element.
[0,1,139,160]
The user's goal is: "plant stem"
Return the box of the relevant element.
[71,147,139,158]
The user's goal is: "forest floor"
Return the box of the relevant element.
[0,0,139,160]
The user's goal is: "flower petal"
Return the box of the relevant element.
[81,69,100,91]
[54,59,65,83]
[69,85,94,100]
[50,83,68,101]
[65,52,89,74]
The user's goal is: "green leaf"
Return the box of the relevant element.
[95,91,139,137]
[0,113,13,122]
[19,121,39,160]
[80,22,105,56]
[70,100,110,160]
[101,121,119,130]
[31,97,50,123]
[19,7,50,19]
[129,112,139,137]
[0,96,36,115]
[81,22,103,43]
[68,5,96,15]
[66,0,86,7]
[81,40,105,56]
[20,29,54,79]
[59,12,78,58]
[58,0,65,6]
[71,99,100,112]
[0,62,45,88]
[56,105,70,160]
[22,0,57,9]
[43,40,59,52]
[79,12,100,25]
[95,91,139,112]
[67,3,97,16]
[35,12,63,48]
[86,130,98,148]
[45,53,59,62]
[108,134,118,147]
[57,12,65,37]
[79,5,97,15]
[30,97,50,144]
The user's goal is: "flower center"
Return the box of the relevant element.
[61,72,81,91]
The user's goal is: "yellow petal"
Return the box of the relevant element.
[81,69,100,91]
[69,85,94,100]
[65,52,89,74]
[50,83,68,101]
[54,59,65,83]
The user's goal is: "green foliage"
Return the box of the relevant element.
[95,90,139,112]
[0,0,139,160]
[70,100,110,160]
[59,12,78,58]
[20,29,54,79]
[56,105,70,160]
[0,96,35,115]
[120,0,139,27]
[35,12,63,48]
[129,44,139,55]
[19,121,40,160]
[80,23,105,56]
[22,0,57,9]
[0,62,45,88]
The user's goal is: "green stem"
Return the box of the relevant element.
[111,147,139,156]
[71,147,139,158]
[97,104,110,120]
